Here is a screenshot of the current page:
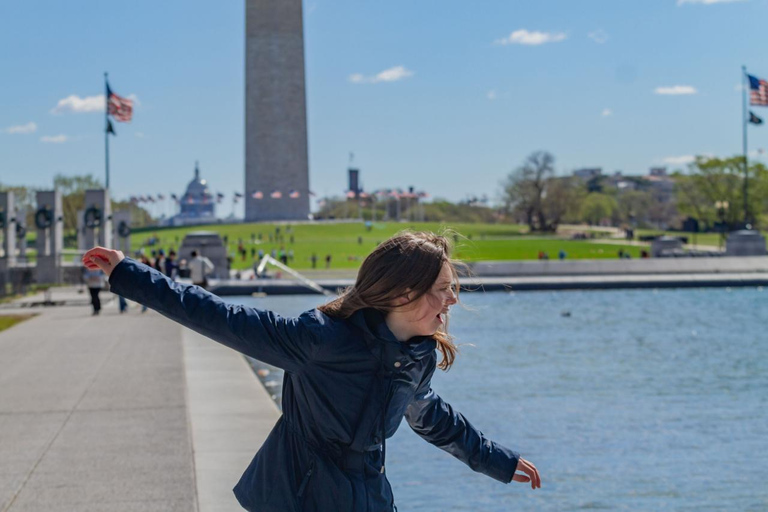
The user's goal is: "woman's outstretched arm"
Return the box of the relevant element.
[404,359,541,489]
[82,247,316,372]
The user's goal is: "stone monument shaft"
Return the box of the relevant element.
[245,0,310,221]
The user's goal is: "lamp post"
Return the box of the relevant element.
[715,200,729,250]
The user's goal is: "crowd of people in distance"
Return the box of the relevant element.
[82,247,215,316]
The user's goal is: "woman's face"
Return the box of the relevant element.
[404,262,459,336]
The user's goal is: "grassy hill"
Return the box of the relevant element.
[130,221,645,270]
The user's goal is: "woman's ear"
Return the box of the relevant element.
[398,288,413,305]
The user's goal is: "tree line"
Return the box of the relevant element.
[500,151,768,233]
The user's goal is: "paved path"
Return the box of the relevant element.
[0,291,279,512]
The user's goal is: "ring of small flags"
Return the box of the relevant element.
[128,190,320,205]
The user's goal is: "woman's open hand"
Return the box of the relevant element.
[82,247,125,278]
[512,457,541,489]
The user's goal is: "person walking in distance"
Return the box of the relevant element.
[83,266,106,315]
[189,250,214,289]
[82,231,541,511]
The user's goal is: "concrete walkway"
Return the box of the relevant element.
[0,291,280,512]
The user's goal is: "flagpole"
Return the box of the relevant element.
[105,72,110,190]
[742,65,749,227]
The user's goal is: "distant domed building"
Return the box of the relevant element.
[169,162,218,226]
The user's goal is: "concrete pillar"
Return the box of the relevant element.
[77,209,86,251]
[0,191,17,264]
[112,210,131,254]
[245,0,310,221]
[16,212,27,260]
[0,192,17,295]
[35,190,63,284]
[83,189,112,250]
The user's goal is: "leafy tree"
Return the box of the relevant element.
[674,156,768,230]
[0,184,36,228]
[501,151,574,232]
[53,174,104,232]
[580,193,618,225]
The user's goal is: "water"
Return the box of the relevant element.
[227,288,768,511]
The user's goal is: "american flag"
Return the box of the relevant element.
[107,84,133,122]
[270,190,282,199]
[252,190,264,199]
[289,190,300,199]
[749,74,768,107]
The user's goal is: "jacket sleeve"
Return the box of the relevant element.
[403,359,520,484]
[109,258,315,372]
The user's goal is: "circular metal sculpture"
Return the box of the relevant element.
[34,207,53,230]
[117,220,131,238]
[84,206,103,229]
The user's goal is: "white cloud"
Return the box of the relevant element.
[588,30,609,44]
[495,29,567,46]
[487,90,498,101]
[661,155,696,165]
[602,108,613,117]
[51,94,105,114]
[348,66,414,84]
[40,134,68,143]
[135,132,144,138]
[678,0,747,5]
[5,122,37,134]
[654,85,698,95]
[127,94,141,106]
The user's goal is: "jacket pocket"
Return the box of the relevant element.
[297,457,315,501]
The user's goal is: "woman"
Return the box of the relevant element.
[82,231,540,511]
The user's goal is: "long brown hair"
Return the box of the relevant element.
[318,230,463,370]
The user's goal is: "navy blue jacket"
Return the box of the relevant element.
[109,258,520,511]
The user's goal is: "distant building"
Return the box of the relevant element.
[169,163,218,226]
[573,167,602,180]
[606,171,638,191]
[643,166,674,204]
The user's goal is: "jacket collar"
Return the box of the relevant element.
[348,308,436,364]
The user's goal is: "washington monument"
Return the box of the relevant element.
[245,0,310,221]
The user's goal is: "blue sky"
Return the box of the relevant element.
[2,0,767,216]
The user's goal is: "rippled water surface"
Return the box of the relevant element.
[231,288,768,511]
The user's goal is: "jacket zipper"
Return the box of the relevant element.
[379,374,395,473]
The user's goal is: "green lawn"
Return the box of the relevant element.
[127,221,644,270]
[0,314,34,333]
[454,238,643,261]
